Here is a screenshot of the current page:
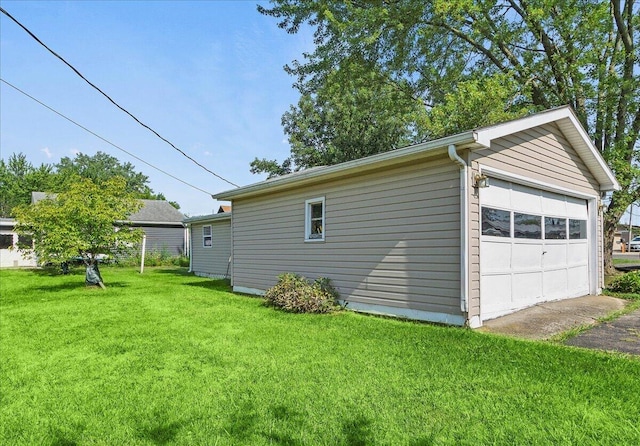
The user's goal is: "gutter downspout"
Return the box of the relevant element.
[448,145,469,317]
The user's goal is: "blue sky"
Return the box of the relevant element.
[1,0,312,216]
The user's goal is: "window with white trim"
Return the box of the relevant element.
[203,225,212,247]
[0,234,13,249]
[305,197,325,242]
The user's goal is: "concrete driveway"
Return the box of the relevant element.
[479,295,640,356]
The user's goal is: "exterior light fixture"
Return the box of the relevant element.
[473,174,490,188]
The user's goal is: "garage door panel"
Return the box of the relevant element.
[482,178,511,207]
[512,243,542,270]
[543,269,568,299]
[543,244,567,268]
[567,243,588,265]
[512,184,542,213]
[480,274,512,316]
[512,272,542,301]
[541,190,567,215]
[480,241,511,272]
[568,266,589,295]
[566,197,588,219]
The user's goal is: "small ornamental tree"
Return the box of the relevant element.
[13,176,143,288]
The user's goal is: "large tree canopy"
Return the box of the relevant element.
[0,151,178,217]
[13,176,143,287]
[259,0,639,273]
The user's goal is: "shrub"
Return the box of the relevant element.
[606,271,640,294]
[264,273,340,314]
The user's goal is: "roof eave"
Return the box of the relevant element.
[214,131,479,200]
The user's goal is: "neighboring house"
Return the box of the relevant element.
[183,211,232,279]
[214,106,619,327]
[31,193,186,256]
[0,218,37,268]
[128,200,186,255]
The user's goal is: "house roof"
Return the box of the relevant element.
[31,192,184,225]
[217,205,231,213]
[214,106,619,201]
[128,200,185,224]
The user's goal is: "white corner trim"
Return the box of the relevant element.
[346,301,466,326]
[233,286,265,296]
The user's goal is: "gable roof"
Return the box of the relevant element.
[31,193,184,225]
[183,212,232,224]
[214,106,619,200]
[128,200,185,224]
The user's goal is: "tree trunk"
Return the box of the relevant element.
[602,214,618,276]
[85,263,106,289]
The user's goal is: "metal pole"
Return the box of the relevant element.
[140,234,147,274]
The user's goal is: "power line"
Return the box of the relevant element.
[0,6,239,188]
[1,78,215,197]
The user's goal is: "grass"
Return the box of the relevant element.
[613,257,640,265]
[1,267,639,445]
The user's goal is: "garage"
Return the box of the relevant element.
[480,178,590,321]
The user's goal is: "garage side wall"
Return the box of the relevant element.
[231,156,464,324]
[467,122,602,321]
[190,219,231,278]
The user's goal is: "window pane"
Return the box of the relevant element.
[17,235,33,249]
[203,225,212,236]
[310,220,323,238]
[0,234,12,249]
[569,219,587,239]
[204,237,212,247]
[514,213,542,239]
[311,203,323,219]
[545,217,566,239]
[481,207,510,237]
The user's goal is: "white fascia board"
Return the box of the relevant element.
[475,106,620,191]
[213,131,478,200]
[183,213,231,224]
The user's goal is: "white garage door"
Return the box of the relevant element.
[480,178,589,321]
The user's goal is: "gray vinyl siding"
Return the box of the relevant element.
[467,123,602,321]
[190,219,231,278]
[232,156,463,317]
[137,225,185,255]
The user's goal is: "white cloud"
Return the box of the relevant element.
[203,150,212,156]
[41,147,53,158]
[70,149,80,156]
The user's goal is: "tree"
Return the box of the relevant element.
[0,153,55,217]
[13,176,143,288]
[54,151,167,201]
[260,0,639,273]
[251,57,430,177]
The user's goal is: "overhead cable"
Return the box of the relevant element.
[0,6,239,188]
[1,78,215,196]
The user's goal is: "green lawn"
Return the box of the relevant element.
[1,267,639,445]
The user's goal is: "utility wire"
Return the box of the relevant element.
[1,78,215,196]
[0,6,239,188]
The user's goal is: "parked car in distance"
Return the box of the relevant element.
[629,236,640,251]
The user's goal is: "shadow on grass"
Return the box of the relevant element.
[140,420,183,445]
[184,279,232,292]
[31,281,129,293]
[341,415,373,446]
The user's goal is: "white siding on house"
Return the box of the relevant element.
[190,219,231,278]
[0,224,36,268]
[232,156,464,320]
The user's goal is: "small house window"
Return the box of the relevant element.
[0,234,13,249]
[481,207,511,237]
[305,197,325,242]
[544,217,566,240]
[17,235,33,249]
[569,219,587,239]
[203,225,212,247]
[514,213,542,239]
